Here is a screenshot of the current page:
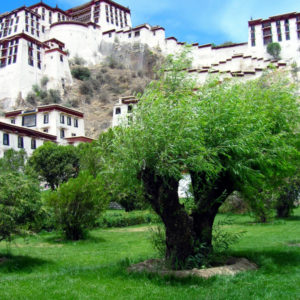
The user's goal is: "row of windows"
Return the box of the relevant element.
[0,25,18,38]
[2,133,36,149]
[105,4,127,27]
[60,114,79,127]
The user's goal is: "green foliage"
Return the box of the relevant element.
[71,67,91,81]
[46,171,108,240]
[267,42,281,60]
[0,149,27,173]
[0,172,41,242]
[28,142,79,190]
[105,49,300,265]
[97,210,159,228]
[26,84,61,105]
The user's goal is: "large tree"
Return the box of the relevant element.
[107,52,300,268]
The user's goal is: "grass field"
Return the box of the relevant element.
[0,208,299,300]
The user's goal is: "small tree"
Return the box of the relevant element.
[46,172,108,240]
[28,142,79,190]
[267,42,281,60]
[0,149,27,173]
[71,67,91,80]
[0,172,41,242]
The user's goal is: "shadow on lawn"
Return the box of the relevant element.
[0,253,49,273]
[234,248,300,270]
[44,234,106,245]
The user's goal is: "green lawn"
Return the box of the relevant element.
[0,209,300,300]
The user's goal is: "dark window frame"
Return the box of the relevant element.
[3,133,9,145]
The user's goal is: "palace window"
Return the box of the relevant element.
[60,55,63,62]
[134,31,140,37]
[3,133,9,146]
[18,136,24,148]
[67,116,71,126]
[60,114,65,124]
[128,105,133,113]
[44,114,49,124]
[31,139,36,149]
[286,32,290,40]
[74,118,78,128]
[115,107,121,114]
[22,114,36,127]
[10,118,15,124]
[60,129,65,138]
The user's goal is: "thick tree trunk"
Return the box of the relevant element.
[190,171,234,253]
[140,168,195,268]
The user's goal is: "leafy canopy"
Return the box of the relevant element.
[28,142,80,190]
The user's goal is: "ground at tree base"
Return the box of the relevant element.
[128,257,257,279]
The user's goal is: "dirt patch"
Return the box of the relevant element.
[128,257,257,279]
[13,243,63,248]
[108,226,149,233]
[288,243,300,247]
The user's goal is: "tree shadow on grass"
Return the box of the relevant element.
[232,248,300,271]
[44,234,106,245]
[0,253,50,273]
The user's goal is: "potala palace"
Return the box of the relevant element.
[0,0,299,109]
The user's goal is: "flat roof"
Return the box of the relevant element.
[5,104,84,118]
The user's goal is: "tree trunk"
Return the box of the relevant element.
[190,171,234,253]
[140,168,195,268]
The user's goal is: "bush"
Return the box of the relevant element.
[79,81,93,96]
[45,89,61,104]
[26,91,38,105]
[46,172,108,240]
[0,173,42,242]
[71,67,91,81]
[40,76,49,88]
[267,42,281,60]
[97,210,159,228]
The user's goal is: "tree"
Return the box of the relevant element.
[0,149,27,173]
[28,142,79,190]
[267,42,281,60]
[46,171,108,240]
[0,172,41,242]
[275,177,300,218]
[107,52,300,268]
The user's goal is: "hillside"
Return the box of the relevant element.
[9,43,163,139]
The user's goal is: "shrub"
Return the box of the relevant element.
[97,210,159,228]
[0,172,42,242]
[79,81,93,95]
[46,172,108,240]
[26,91,38,105]
[46,89,61,104]
[71,67,91,80]
[40,76,49,88]
[71,55,86,66]
[267,42,281,60]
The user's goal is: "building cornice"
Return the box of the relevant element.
[0,121,57,141]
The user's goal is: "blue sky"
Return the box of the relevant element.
[1,0,299,45]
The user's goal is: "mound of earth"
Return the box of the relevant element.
[128,257,257,279]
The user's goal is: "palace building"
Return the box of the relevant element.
[0,104,93,157]
[0,1,299,110]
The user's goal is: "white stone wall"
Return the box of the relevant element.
[0,128,46,158]
[5,108,85,144]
